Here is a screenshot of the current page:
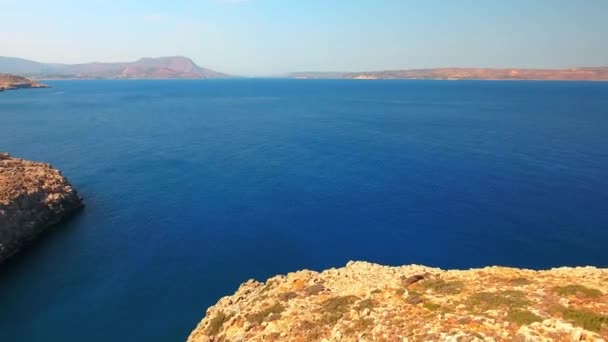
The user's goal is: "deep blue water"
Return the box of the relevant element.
[1,79,607,341]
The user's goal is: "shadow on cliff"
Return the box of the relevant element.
[0,203,85,275]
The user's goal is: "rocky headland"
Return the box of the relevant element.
[0,153,83,263]
[189,261,608,341]
[0,74,48,91]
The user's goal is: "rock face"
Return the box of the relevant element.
[0,74,48,91]
[0,153,83,263]
[189,261,608,341]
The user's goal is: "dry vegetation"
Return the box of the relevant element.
[188,262,608,341]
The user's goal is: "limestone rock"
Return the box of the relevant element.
[188,261,608,341]
[0,153,83,263]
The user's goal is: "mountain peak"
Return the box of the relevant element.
[0,56,227,79]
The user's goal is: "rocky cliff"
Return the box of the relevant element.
[0,74,47,91]
[0,153,83,263]
[189,261,608,341]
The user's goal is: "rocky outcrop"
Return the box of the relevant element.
[189,261,608,341]
[0,74,47,91]
[0,153,83,263]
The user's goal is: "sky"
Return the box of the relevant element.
[1,0,607,76]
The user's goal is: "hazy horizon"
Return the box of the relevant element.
[1,0,608,76]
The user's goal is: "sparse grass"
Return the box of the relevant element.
[300,320,323,340]
[247,303,286,324]
[563,308,608,332]
[419,279,464,295]
[554,285,603,299]
[403,274,426,286]
[319,295,359,325]
[206,311,229,335]
[277,291,298,301]
[509,277,532,286]
[423,302,441,311]
[355,298,376,311]
[467,290,529,310]
[305,284,326,296]
[549,304,608,333]
[506,309,543,325]
[548,304,567,316]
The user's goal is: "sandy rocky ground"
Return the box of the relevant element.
[0,153,82,263]
[189,261,608,342]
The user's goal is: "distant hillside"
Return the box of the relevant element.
[0,56,227,79]
[0,74,47,91]
[291,67,608,81]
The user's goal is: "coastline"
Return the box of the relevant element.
[0,153,83,264]
[189,261,608,341]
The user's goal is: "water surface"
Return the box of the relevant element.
[1,79,607,341]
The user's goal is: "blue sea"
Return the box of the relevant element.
[1,79,607,341]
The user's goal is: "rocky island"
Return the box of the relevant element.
[0,74,47,91]
[0,153,83,263]
[189,261,608,341]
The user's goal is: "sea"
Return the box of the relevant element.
[0,79,607,341]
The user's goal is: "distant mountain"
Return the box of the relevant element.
[0,56,227,79]
[290,67,608,81]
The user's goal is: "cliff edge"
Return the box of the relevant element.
[189,261,608,341]
[0,153,83,263]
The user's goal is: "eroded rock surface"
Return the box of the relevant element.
[0,153,83,263]
[189,261,608,341]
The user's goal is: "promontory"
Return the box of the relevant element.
[0,153,83,263]
[189,261,608,341]
[0,74,47,91]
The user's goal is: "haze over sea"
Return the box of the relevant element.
[1,79,607,341]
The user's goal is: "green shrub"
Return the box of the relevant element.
[423,302,441,311]
[247,303,286,324]
[563,308,608,333]
[554,285,603,299]
[467,290,529,310]
[509,277,532,286]
[420,279,464,295]
[506,309,542,325]
[355,298,376,311]
[319,296,359,325]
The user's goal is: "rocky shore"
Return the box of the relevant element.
[0,74,48,91]
[0,153,83,263]
[189,261,608,341]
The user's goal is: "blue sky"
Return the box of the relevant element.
[1,0,607,75]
